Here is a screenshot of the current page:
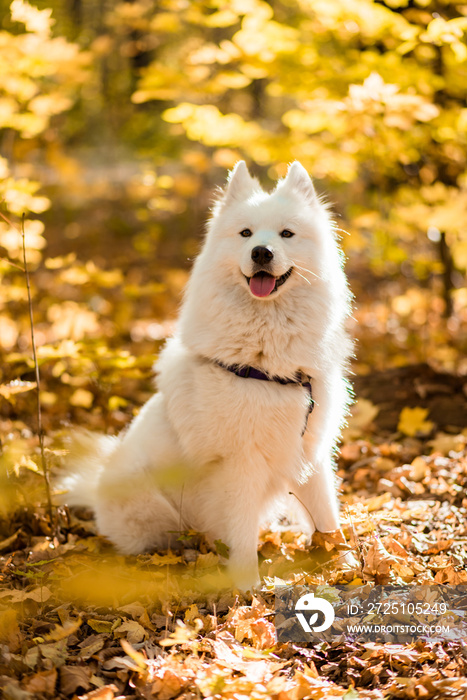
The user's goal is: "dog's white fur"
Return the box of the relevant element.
[61,162,353,589]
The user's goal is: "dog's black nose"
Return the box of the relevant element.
[251,246,274,265]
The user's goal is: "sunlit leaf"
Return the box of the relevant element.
[0,380,36,399]
[398,407,435,437]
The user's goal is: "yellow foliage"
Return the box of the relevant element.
[69,389,94,408]
[0,218,46,257]
[163,103,261,147]
[11,0,54,37]
[398,407,434,437]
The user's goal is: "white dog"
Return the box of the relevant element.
[61,162,353,589]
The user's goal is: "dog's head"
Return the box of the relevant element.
[207,161,335,300]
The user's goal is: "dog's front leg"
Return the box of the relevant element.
[293,458,341,533]
[294,373,358,568]
[199,461,265,590]
[294,372,348,534]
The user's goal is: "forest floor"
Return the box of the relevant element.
[1,201,467,699]
[1,371,467,700]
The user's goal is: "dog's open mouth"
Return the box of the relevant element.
[245,268,293,298]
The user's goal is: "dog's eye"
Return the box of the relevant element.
[239,228,253,237]
[280,229,295,238]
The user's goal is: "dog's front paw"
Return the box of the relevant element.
[228,563,261,592]
[233,577,261,593]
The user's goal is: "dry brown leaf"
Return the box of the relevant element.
[383,536,410,559]
[434,565,467,584]
[114,619,147,644]
[78,685,120,700]
[59,665,92,695]
[248,617,276,650]
[78,634,106,659]
[423,539,454,555]
[22,668,57,696]
[0,529,22,552]
[210,638,280,681]
[311,530,349,552]
[0,585,53,603]
[146,664,194,700]
[120,638,148,668]
[363,538,402,582]
[0,609,22,651]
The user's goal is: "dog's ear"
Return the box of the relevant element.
[223,161,260,203]
[278,161,318,202]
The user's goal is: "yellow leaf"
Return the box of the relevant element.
[114,620,147,644]
[195,552,220,568]
[205,9,239,27]
[0,609,22,650]
[70,389,94,408]
[120,638,147,668]
[184,604,199,624]
[159,619,201,646]
[347,398,379,430]
[87,619,113,634]
[148,551,182,566]
[0,380,36,399]
[43,617,82,642]
[10,0,54,36]
[398,407,434,437]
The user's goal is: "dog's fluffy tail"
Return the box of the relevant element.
[55,431,119,511]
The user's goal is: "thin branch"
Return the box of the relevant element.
[0,207,20,230]
[0,257,25,272]
[288,490,317,531]
[19,213,54,529]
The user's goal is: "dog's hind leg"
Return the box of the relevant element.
[92,392,187,555]
[94,486,181,555]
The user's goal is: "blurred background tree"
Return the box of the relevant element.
[0,0,466,428]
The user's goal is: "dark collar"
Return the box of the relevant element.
[214,360,314,431]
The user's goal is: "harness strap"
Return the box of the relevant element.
[214,361,314,435]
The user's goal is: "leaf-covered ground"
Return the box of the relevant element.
[1,200,467,699]
[1,406,467,700]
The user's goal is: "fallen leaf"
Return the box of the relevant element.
[77,685,119,700]
[38,640,68,667]
[0,529,22,552]
[60,665,92,695]
[398,407,434,437]
[22,668,57,696]
[434,565,467,584]
[44,617,82,642]
[347,399,379,431]
[363,539,402,581]
[0,380,36,399]
[114,619,147,644]
[0,586,53,603]
[87,618,114,634]
[70,388,94,408]
[120,638,148,668]
[78,634,106,659]
[0,609,22,651]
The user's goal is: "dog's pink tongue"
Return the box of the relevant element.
[250,273,276,298]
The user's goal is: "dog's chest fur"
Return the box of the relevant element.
[156,335,308,480]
